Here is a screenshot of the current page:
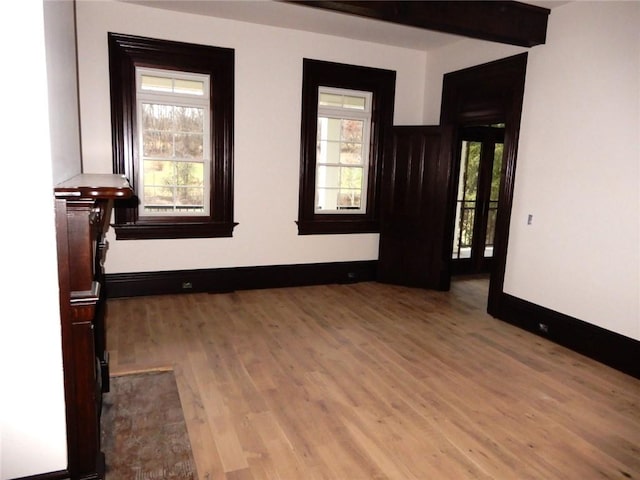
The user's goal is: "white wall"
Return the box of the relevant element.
[425,1,640,341]
[2,2,633,478]
[44,0,83,184]
[75,1,638,340]
[75,0,428,274]
[0,1,68,478]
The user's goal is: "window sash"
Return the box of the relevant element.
[135,67,211,217]
[315,87,372,214]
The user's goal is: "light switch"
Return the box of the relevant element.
[527,214,533,225]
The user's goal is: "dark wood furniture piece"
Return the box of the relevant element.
[54,174,133,479]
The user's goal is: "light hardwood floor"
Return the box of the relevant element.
[106,278,640,480]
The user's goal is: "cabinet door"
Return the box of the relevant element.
[67,303,102,477]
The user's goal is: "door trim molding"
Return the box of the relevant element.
[438,53,528,318]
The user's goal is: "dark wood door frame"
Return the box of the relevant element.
[437,53,528,317]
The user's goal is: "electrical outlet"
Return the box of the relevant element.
[182,282,193,289]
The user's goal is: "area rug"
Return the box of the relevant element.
[101,370,197,479]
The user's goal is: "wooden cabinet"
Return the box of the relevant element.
[54,174,132,479]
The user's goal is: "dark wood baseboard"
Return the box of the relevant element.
[105,260,378,298]
[105,264,638,379]
[497,293,640,379]
[10,470,69,480]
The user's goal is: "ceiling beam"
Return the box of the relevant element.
[283,1,550,47]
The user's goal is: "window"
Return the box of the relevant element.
[315,88,372,214]
[108,33,235,239]
[137,68,210,216]
[297,59,396,235]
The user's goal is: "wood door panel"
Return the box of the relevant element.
[378,126,441,287]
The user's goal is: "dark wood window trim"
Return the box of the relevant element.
[297,58,396,235]
[108,32,236,240]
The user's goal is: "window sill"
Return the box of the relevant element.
[114,221,238,240]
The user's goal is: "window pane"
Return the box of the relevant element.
[316,140,325,162]
[318,117,342,142]
[315,188,366,211]
[491,143,503,201]
[318,92,366,110]
[176,187,204,207]
[343,95,366,110]
[340,143,362,165]
[175,133,204,159]
[143,131,173,158]
[318,93,342,107]
[341,119,363,142]
[141,75,172,92]
[174,78,205,96]
[317,140,340,164]
[464,142,481,201]
[142,103,173,131]
[460,205,475,248]
[316,188,339,211]
[143,185,173,206]
[175,106,204,133]
[175,162,204,186]
[338,190,362,209]
[485,201,498,255]
[143,160,173,186]
[340,166,363,189]
[317,165,341,189]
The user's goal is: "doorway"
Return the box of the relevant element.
[377,53,528,318]
[439,53,528,316]
[451,125,505,275]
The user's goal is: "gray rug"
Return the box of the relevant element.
[101,370,197,479]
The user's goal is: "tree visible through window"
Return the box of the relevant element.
[137,68,210,216]
[108,33,235,240]
[451,125,505,274]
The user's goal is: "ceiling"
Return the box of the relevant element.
[121,0,570,50]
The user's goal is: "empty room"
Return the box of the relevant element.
[2,1,639,479]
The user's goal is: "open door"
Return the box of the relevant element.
[377,54,527,308]
[377,126,442,288]
[440,54,528,314]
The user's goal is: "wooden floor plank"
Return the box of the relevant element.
[107,278,640,480]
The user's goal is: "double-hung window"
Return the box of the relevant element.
[109,33,235,240]
[137,68,210,216]
[315,87,372,214]
[297,59,396,235]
